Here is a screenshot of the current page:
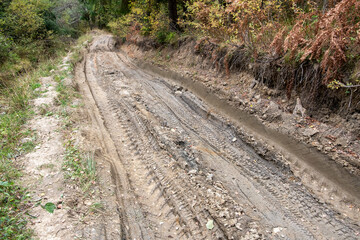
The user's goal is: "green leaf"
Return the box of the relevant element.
[42,202,56,213]
[206,219,214,230]
[0,181,13,187]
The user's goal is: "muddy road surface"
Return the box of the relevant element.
[75,35,360,239]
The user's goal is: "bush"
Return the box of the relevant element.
[272,0,360,84]
[0,34,14,64]
[2,0,51,40]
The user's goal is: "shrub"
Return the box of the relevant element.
[272,0,360,84]
[2,0,51,40]
[0,34,14,64]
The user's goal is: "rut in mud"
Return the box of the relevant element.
[75,35,360,239]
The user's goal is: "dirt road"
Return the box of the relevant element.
[75,34,360,239]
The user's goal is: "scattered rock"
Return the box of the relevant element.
[335,137,348,147]
[206,173,214,181]
[303,128,319,137]
[249,80,258,89]
[228,219,237,227]
[188,169,197,174]
[272,227,283,234]
[264,101,281,121]
[235,222,242,230]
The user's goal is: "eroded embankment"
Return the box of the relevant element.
[119,36,360,216]
[123,35,360,179]
[133,57,360,220]
[73,34,360,239]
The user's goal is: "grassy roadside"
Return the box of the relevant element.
[53,34,98,193]
[0,34,92,239]
[0,56,65,239]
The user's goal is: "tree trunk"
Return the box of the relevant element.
[168,0,179,31]
[120,0,130,14]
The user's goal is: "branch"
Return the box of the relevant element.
[338,83,360,88]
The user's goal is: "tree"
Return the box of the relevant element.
[168,0,179,30]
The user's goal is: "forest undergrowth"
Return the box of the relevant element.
[102,0,360,114]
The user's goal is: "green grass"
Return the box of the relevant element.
[55,73,72,107]
[63,141,96,192]
[69,34,93,68]
[90,202,105,213]
[54,33,97,193]
[0,181,32,240]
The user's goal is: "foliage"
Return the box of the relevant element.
[182,0,313,44]
[80,0,130,27]
[2,0,52,40]
[108,0,180,44]
[108,15,133,38]
[41,202,56,213]
[0,181,32,240]
[271,0,360,85]
[0,34,13,63]
[0,0,86,85]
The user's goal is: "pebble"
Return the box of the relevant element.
[206,173,213,181]
[273,227,283,234]
[235,223,242,230]
[188,169,197,174]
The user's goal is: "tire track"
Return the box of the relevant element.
[76,34,360,240]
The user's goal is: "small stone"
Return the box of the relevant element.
[232,137,237,142]
[303,128,319,137]
[228,219,237,227]
[249,80,257,88]
[324,146,332,152]
[206,173,213,181]
[235,223,242,230]
[335,137,347,146]
[188,169,197,174]
[273,227,283,234]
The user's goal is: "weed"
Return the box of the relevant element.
[90,202,104,213]
[63,141,96,192]
[30,82,41,91]
[55,74,72,106]
[20,140,36,153]
[0,181,33,239]
[68,34,93,68]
